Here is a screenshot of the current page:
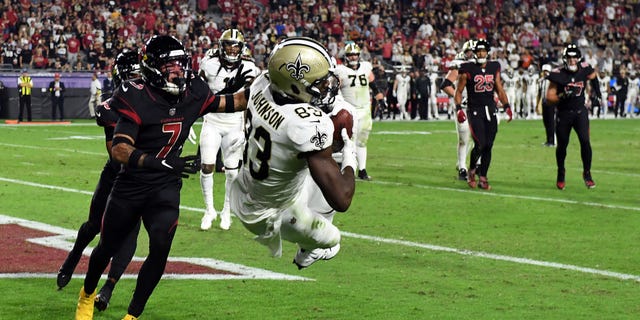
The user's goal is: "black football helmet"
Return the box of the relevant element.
[562,44,582,72]
[473,39,490,64]
[112,49,140,87]
[140,35,192,95]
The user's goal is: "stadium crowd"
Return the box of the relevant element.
[2,0,640,117]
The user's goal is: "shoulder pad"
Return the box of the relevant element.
[288,112,333,153]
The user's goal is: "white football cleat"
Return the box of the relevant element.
[219,209,231,230]
[293,243,340,270]
[200,209,217,230]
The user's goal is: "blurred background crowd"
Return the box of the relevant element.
[2,0,640,77]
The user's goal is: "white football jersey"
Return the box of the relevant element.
[522,72,539,92]
[231,74,334,223]
[199,56,261,125]
[502,72,520,90]
[334,61,373,111]
[394,73,411,95]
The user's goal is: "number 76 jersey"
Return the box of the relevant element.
[334,61,373,111]
[231,74,334,223]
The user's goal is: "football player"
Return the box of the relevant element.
[74,35,249,320]
[392,66,411,120]
[440,39,475,181]
[198,29,261,231]
[334,42,375,180]
[454,39,513,190]
[546,44,600,190]
[522,65,540,119]
[229,37,356,269]
[57,49,141,313]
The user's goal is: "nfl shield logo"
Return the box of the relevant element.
[169,108,176,116]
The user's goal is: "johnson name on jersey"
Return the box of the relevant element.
[234,74,333,221]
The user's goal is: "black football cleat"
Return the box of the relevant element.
[57,269,72,289]
[358,169,372,181]
[94,284,113,311]
[458,168,468,181]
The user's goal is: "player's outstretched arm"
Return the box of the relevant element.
[307,129,355,212]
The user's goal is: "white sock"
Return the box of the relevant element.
[356,146,367,171]
[200,171,214,213]
[222,169,238,214]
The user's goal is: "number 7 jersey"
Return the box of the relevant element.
[232,74,334,223]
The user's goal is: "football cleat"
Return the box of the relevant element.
[358,169,372,181]
[458,168,468,181]
[478,176,491,190]
[293,244,340,270]
[75,287,96,320]
[583,171,596,189]
[94,284,113,312]
[57,269,72,289]
[467,169,477,188]
[219,209,231,230]
[122,314,138,320]
[557,169,566,190]
[200,209,217,230]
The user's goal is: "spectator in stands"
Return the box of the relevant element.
[66,33,80,67]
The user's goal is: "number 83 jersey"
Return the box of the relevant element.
[231,74,334,223]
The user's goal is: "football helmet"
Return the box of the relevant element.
[541,64,552,73]
[219,29,245,66]
[241,46,254,62]
[140,35,191,95]
[473,39,490,65]
[112,49,140,87]
[461,39,476,60]
[343,42,361,68]
[267,37,339,108]
[562,44,581,72]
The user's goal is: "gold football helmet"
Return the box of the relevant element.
[343,42,361,67]
[267,37,339,107]
[219,29,245,65]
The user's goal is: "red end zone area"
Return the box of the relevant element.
[0,215,310,281]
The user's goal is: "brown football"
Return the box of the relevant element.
[331,109,354,152]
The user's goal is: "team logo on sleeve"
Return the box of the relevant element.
[286,54,310,80]
[310,126,328,148]
[169,108,176,116]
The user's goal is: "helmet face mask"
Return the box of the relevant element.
[344,42,361,68]
[267,37,338,109]
[141,35,192,95]
[473,39,490,65]
[462,40,476,61]
[219,29,245,66]
[113,49,140,87]
[562,44,581,72]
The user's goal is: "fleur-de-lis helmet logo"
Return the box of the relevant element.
[286,53,311,80]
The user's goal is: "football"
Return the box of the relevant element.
[331,109,354,152]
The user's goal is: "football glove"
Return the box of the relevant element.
[144,154,200,178]
[504,104,513,122]
[340,128,357,173]
[456,108,466,123]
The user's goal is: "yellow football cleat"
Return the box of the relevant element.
[122,314,138,320]
[75,286,96,320]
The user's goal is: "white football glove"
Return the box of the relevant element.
[340,128,357,172]
[188,127,197,144]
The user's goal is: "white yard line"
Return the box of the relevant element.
[1,176,639,282]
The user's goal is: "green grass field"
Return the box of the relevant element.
[1,118,639,319]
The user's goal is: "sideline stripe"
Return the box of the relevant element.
[2,176,640,282]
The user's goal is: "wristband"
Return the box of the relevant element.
[112,136,130,147]
[128,149,144,168]
[456,104,462,111]
[503,103,511,110]
[224,94,235,113]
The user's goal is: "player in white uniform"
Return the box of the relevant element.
[440,40,475,180]
[626,71,639,117]
[428,65,440,119]
[229,37,356,269]
[522,66,540,119]
[198,29,261,231]
[393,67,411,120]
[597,71,611,118]
[334,42,375,180]
[502,67,521,119]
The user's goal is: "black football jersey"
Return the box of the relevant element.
[459,60,502,109]
[546,62,594,111]
[110,77,223,184]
